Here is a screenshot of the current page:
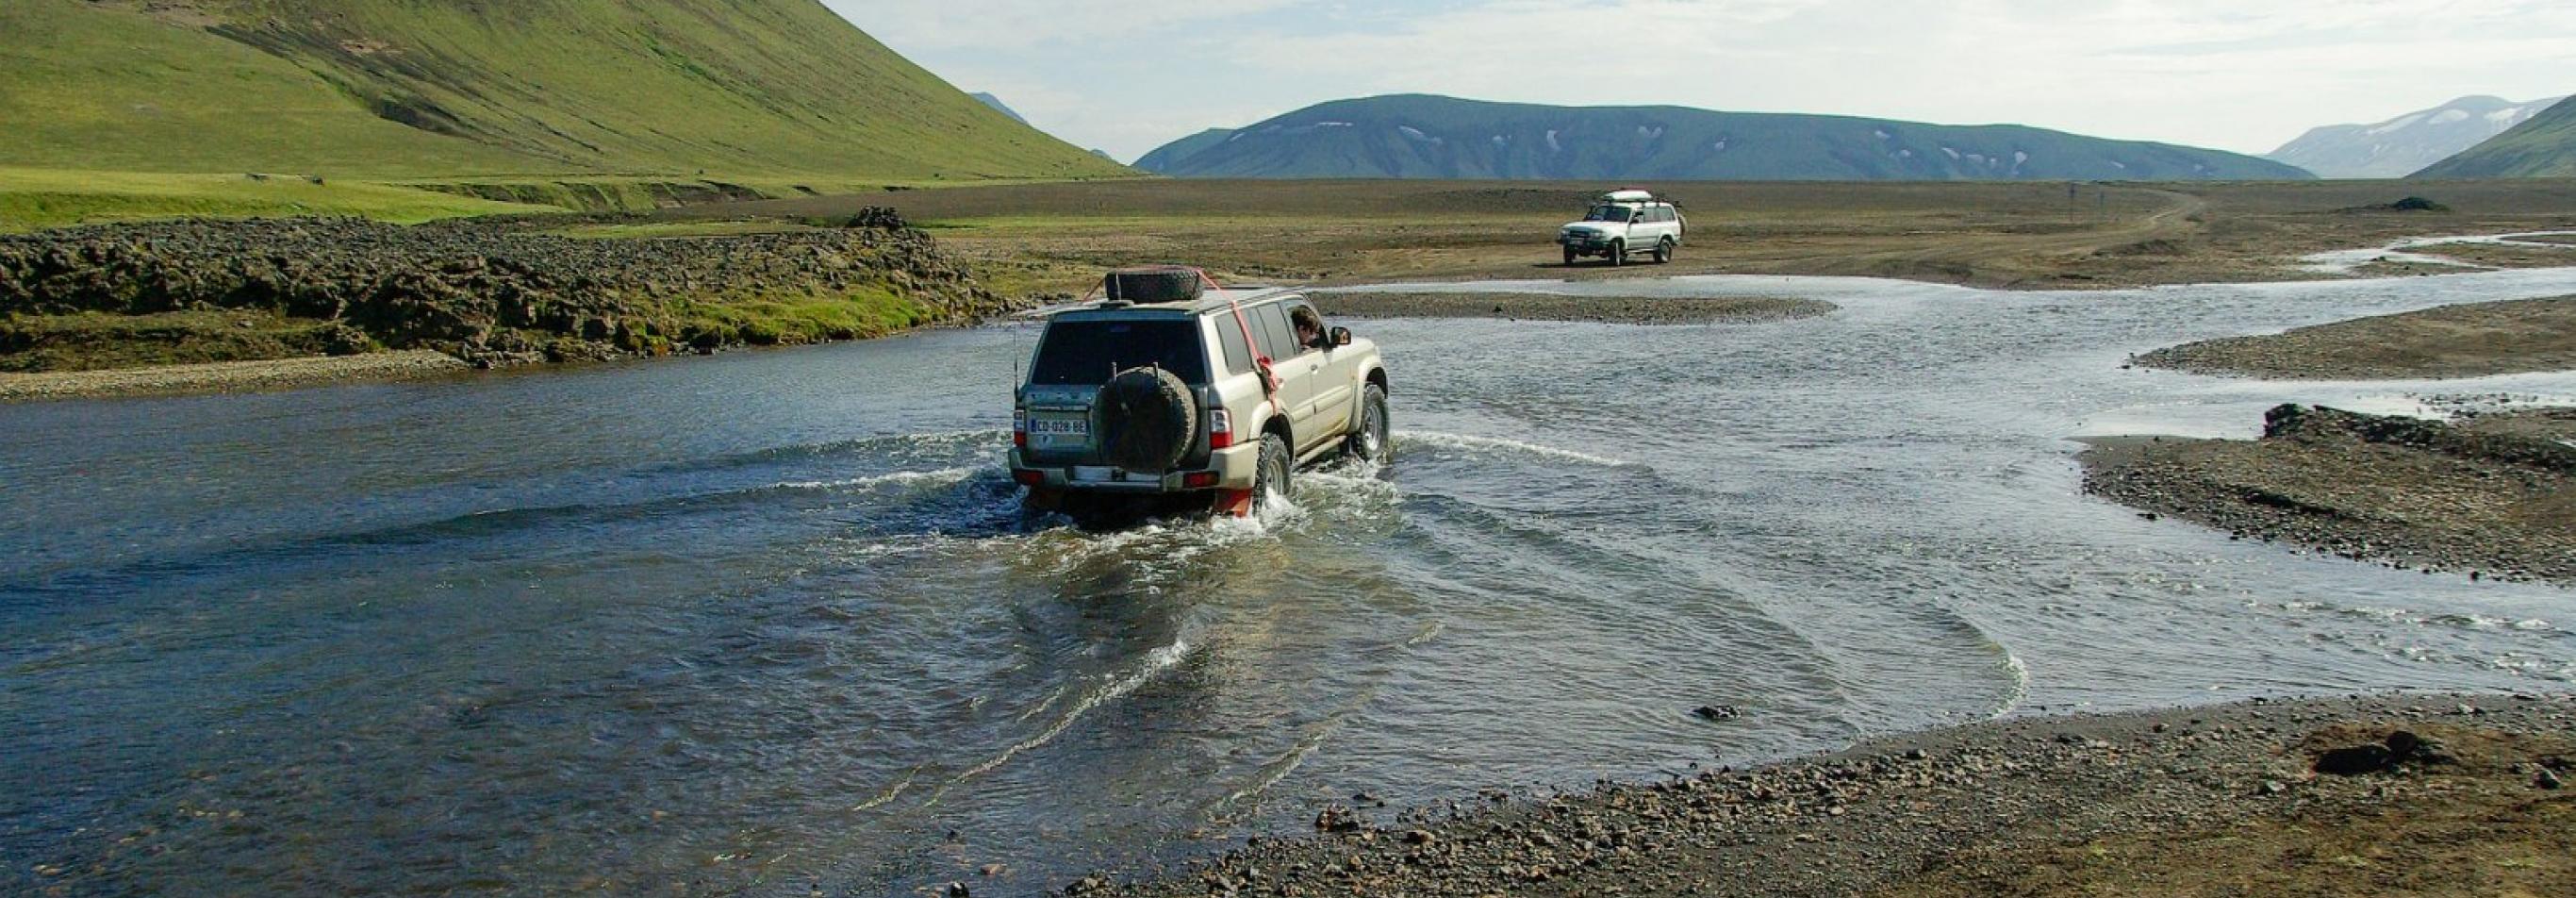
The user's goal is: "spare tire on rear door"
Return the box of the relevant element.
[1096,366,1198,473]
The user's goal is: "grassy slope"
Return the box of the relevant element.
[0,0,543,175]
[1138,94,2315,181]
[0,167,561,232]
[2416,96,2576,178]
[0,0,1130,181]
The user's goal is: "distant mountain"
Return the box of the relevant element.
[1133,94,2312,181]
[0,0,1126,180]
[2269,96,2564,178]
[1134,128,1241,173]
[2415,95,2576,178]
[971,92,1030,125]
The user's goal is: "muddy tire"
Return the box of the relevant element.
[1609,241,1627,267]
[1343,384,1392,465]
[1562,246,1577,266]
[1654,238,1674,264]
[1252,433,1292,514]
[1096,366,1197,473]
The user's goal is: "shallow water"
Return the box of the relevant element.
[7,265,2576,896]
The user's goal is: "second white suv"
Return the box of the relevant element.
[1559,190,1686,266]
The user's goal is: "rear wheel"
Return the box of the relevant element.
[1609,241,1627,267]
[1252,433,1292,514]
[1654,238,1674,263]
[1343,384,1392,465]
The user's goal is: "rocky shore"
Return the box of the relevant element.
[2083,405,2576,585]
[0,212,1013,382]
[1071,693,2572,898]
[1316,291,1833,325]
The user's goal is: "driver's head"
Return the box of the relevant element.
[1292,308,1321,341]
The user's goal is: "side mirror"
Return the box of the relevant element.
[1330,326,1352,347]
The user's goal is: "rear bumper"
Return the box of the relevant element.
[1008,441,1262,492]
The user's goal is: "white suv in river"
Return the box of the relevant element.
[1009,267,1392,524]
[1559,190,1686,266]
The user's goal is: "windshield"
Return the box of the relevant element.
[1028,319,1209,386]
[1582,206,1634,223]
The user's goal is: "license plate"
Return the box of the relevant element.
[1030,415,1088,449]
[1072,466,1121,483]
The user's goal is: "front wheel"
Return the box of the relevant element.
[1562,246,1577,266]
[1343,384,1392,465]
[1609,241,1627,267]
[1251,433,1292,514]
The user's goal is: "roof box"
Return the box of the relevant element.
[1600,190,1657,204]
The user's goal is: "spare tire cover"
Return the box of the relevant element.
[1096,366,1198,473]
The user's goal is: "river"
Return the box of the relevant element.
[6,265,2575,896]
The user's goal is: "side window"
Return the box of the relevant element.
[1654,207,1674,223]
[1212,313,1252,374]
[1252,303,1297,362]
[1282,301,1325,355]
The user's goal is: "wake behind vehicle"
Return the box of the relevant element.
[1559,189,1686,266]
[1009,267,1392,524]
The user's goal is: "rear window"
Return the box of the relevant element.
[1029,319,1209,385]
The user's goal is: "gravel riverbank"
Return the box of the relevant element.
[0,350,470,401]
[1071,693,2572,898]
[2082,405,2576,586]
[2135,295,2576,379]
[1314,291,1833,325]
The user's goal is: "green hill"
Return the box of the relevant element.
[2414,95,2576,178]
[1137,94,2313,181]
[0,0,1127,182]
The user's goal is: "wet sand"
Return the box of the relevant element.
[1080,693,2574,898]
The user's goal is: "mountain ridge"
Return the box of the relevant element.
[1136,94,2312,181]
[2269,95,2564,178]
[2415,95,2576,178]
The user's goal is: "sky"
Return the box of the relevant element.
[825,0,2576,163]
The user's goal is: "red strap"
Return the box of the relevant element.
[1226,298,1277,395]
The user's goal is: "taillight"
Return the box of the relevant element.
[1013,469,1044,487]
[1208,408,1233,449]
[1013,407,1028,448]
[1182,472,1219,489]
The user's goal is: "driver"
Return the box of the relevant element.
[1291,307,1324,349]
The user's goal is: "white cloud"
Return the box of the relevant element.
[833,0,2576,160]
[826,0,1300,49]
